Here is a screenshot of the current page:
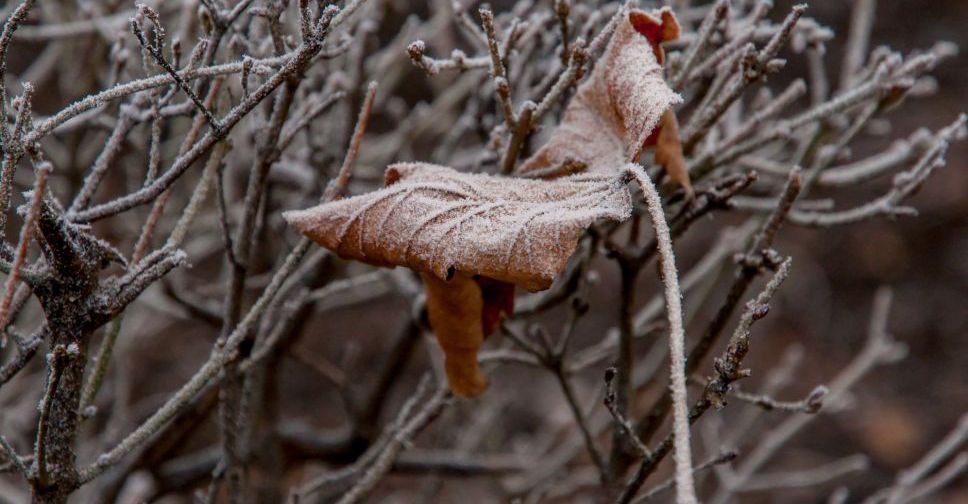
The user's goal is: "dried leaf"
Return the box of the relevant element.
[285,163,631,395]
[285,8,692,397]
[421,272,488,396]
[518,8,691,193]
[285,162,631,291]
[651,109,693,196]
[476,275,515,336]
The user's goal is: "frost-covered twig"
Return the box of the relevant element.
[0,0,37,146]
[631,451,738,503]
[0,162,47,338]
[625,165,696,504]
[670,0,728,90]
[335,384,449,504]
[709,287,908,504]
[479,7,516,129]
[729,385,827,414]
[840,0,877,90]
[740,454,869,492]
[604,367,651,459]
[34,344,68,488]
[324,82,377,201]
[406,41,490,75]
[866,413,968,504]
[615,255,793,504]
[0,434,28,478]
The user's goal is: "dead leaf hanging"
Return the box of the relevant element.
[285,7,692,397]
[285,162,631,291]
[518,8,692,194]
[420,272,489,396]
[284,163,631,395]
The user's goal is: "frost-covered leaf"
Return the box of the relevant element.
[284,7,692,397]
[285,163,631,396]
[518,7,691,193]
[284,162,632,292]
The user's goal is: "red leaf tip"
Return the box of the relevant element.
[629,8,681,64]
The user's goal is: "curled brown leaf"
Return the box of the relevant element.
[517,8,684,184]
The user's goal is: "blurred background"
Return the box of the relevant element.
[0,0,964,502]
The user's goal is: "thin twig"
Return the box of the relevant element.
[324,81,376,200]
[479,7,515,129]
[840,0,877,91]
[34,345,68,488]
[71,6,350,223]
[0,162,48,337]
[0,435,29,478]
[671,0,729,90]
[729,385,827,414]
[625,165,697,504]
[615,257,794,504]
[708,287,908,504]
[131,16,221,133]
[604,367,650,459]
[631,451,738,503]
[0,0,38,146]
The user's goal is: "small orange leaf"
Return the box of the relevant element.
[422,272,489,397]
[653,109,693,197]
